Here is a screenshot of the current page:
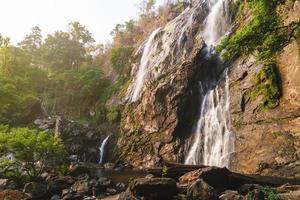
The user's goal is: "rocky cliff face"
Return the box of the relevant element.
[118,1,210,168]
[118,0,300,177]
[229,1,300,177]
[35,117,115,163]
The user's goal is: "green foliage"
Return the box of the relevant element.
[229,0,244,20]
[216,0,291,61]
[262,186,279,200]
[216,0,300,111]
[162,165,168,176]
[110,46,134,74]
[106,106,121,123]
[0,68,47,125]
[56,164,70,177]
[0,128,66,181]
[247,63,281,110]
[246,191,254,200]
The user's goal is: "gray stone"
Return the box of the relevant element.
[187,179,216,200]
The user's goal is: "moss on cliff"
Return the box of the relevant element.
[216,0,298,61]
[248,62,281,110]
[218,0,300,111]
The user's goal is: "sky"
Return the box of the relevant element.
[0,0,165,44]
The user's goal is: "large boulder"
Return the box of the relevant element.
[129,178,177,199]
[179,167,230,188]
[278,185,300,200]
[187,179,216,200]
[47,176,75,196]
[72,180,90,194]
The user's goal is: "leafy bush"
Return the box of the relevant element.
[0,128,66,181]
[262,186,279,200]
[110,46,134,74]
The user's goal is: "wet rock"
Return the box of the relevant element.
[62,193,84,200]
[50,195,61,200]
[98,177,112,187]
[72,180,91,194]
[145,174,155,179]
[118,0,207,168]
[104,163,115,169]
[69,165,90,177]
[107,188,117,195]
[279,190,300,200]
[277,184,300,200]
[219,190,245,200]
[23,182,48,199]
[48,176,75,196]
[238,184,263,195]
[187,179,216,200]
[0,179,17,191]
[116,182,126,191]
[129,178,177,199]
[179,167,230,188]
[118,190,140,200]
[0,189,31,200]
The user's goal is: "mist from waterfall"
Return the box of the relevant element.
[99,135,110,164]
[185,0,233,168]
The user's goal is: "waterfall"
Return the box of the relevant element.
[99,135,110,164]
[185,73,234,167]
[184,0,233,167]
[126,28,161,102]
[203,0,231,48]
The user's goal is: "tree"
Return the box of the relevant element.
[69,21,95,45]
[110,46,134,74]
[18,26,43,67]
[0,128,66,181]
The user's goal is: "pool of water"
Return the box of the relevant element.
[92,169,148,183]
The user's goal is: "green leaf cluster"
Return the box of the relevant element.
[0,128,66,182]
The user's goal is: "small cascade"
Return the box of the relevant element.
[126,28,161,102]
[185,0,234,167]
[99,136,110,164]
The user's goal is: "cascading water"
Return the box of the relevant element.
[185,0,234,167]
[99,135,110,164]
[203,0,231,47]
[185,72,234,167]
[126,1,207,103]
[126,28,161,102]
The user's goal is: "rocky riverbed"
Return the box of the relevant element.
[1,164,300,200]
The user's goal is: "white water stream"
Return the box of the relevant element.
[99,135,110,164]
[185,72,234,167]
[126,28,161,102]
[184,0,233,167]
